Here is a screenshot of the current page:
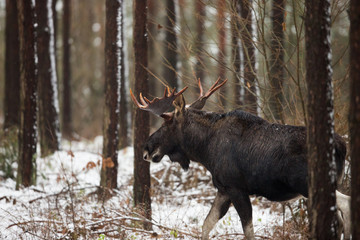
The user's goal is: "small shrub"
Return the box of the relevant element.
[0,128,18,179]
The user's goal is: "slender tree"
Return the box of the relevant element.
[239,0,257,114]
[231,0,242,108]
[100,0,122,194]
[217,0,227,108]
[194,0,206,88]
[163,0,177,89]
[177,0,191,87]
[350,0,360,238]
[16,0,38,189]
[62,0,72,139]
[52,0,57,49]
[133,0,152,230]
[4,0,20,130]
[52,0,58,80]
[147,0,160,129]
[36,0,60,157]
[305,0,338,238]
[119,0,128,149]
[269,0,285,123]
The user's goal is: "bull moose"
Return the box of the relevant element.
[130,78,347,239]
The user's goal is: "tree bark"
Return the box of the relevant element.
[119,0,128,149]
[239,0,257,115]
[350,0,360,238]
[100,0,122,194]
[133,0,152,230]
[62,0,72,139]
[231,0,242,109]
[4,0,20,130]
[269,0,285,123]
[163,0,177,89]
[36,0,60,157]
[305,0,338,239]
[52,0,59,83]
[16,0,38,189]
[194,0,206,90]
[217,0,227,109]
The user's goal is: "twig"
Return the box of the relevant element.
[7,220,63,229]
[29,188,67,203]
[217,232,271,239]
[92,213,199,238]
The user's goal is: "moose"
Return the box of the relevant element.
[131,78,348,239]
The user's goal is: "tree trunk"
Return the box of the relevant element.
[269,0,285,123]
[194,0,206,90]
[217,0,227,109]
[100,0,122,194]
[133,0,152,230]
[52,0,59,83]
[119,0,128,149]
[305,0,338,239]
[62,0,72,139]
[163,0,177,89]
[350,0,360,238]
[16,0,37,189]
[4,0,20,130]
[231,0,242,109]
[239,0,257,115]
[36,0,60,157]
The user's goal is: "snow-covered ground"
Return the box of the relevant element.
[0,137,306,239]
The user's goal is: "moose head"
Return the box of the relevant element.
[130,78,227,170]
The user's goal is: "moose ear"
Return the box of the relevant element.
[173,94,186,114]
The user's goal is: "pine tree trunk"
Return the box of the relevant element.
[16,0,37,189]
[52,0,59,82]
[119,0,128,149]
[163,0,177,89]
[4,0,20,130]
[217,0,227,109]
[231,0,242,108]
[62,0,72,139]
[36,0,60,157]
[240,0,257,115]
[133,0,152,230]
[350,0,360,238]
[100,0,121,194]
[305,0,338,238]
[194,0,206,89]
[269,0,285,123]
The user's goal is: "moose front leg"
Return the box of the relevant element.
[201,191,231,240]
[228,189,255,240]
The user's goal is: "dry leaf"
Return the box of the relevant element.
[86,161,96,170]
[67,150,74,158]
[102,157,115,169]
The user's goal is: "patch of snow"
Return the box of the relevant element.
[0,137,296,239]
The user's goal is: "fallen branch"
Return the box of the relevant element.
[7,219,63,229]
[216,232,271,239]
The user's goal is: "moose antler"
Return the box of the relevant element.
[130,86,188,116]
[189,77,227,110]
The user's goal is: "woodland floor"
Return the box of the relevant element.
[0,137,309,239]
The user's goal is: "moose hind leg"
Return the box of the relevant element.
[201,191,231,240]
[229,190,254,240]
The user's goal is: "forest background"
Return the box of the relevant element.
[0,0,358,239]
[0,0,350,136]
